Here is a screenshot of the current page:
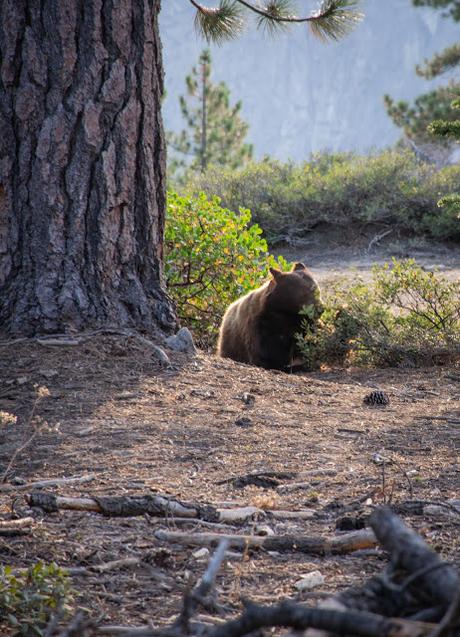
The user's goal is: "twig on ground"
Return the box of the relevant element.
[0,474,96,493]
[1,386,51,483]
[174,538,229,632]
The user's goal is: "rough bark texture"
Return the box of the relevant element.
[0,0,177,336]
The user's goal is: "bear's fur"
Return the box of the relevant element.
[217,262,322,370]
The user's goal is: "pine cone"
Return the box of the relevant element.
[363,390,390,406]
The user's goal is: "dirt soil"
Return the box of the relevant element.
[1,329,460,633]
[278,230,460,284]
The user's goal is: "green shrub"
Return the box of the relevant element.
[0,562,74,636]
[180,151,460,243]
[164,192,290,346]
[296,259,460,369]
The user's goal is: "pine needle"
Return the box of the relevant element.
[255,0,296,36]
[193,0,245,44]
[309,0,364,42]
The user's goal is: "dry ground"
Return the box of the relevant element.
[0,333,459,633]
[279,230,460,284]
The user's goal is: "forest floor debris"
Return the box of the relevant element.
[0,331,459,634]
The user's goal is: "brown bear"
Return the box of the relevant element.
[217,262,322,370]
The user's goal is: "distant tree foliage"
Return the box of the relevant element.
[385,0,459,160]
[416,43,460,79]
[412,0,460,21]
[411,0,460,217]
[384,85,460,144]
[429,98,460,216]
[167,50,253,177]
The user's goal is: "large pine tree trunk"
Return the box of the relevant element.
[0,0,177,337]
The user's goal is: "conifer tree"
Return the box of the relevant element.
[406,0,460,217]
[429,98,460,216]
[384,0,459,155]
[167,49,253,176]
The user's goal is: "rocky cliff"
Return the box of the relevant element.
[160,0,458,161]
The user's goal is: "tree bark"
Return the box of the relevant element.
[0,0,177,336]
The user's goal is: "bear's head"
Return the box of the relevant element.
[266,262,323,317]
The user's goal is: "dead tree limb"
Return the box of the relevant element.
[370,507,460,608]
[155,528,377,555]
[0,517,33,535]
[25,493,218,520]
[174,539,229,632]
[24,492,271,524]
[0,474,96,493]
[207,600,434,637]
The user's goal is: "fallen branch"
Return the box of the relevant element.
[0,517,34,535]
[370,507,460,608]
[91,557,141,573]
[24,492,269,524]
[0,474,96,493]
[207,600,434,637]
[25,493,217,519]
[174,539,229,632]
[217,469,336,489]
[155,528,377,555]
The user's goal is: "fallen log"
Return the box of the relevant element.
[26,492,311,524]
[25,493,219,520]
[155,528,377,555]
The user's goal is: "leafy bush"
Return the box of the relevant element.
[180,151,460,243]
[164,192,289,346]
[296,259,460,369]
[0,562,74,636]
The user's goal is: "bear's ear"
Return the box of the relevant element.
[292,262,307,272]
[269,267,283,281]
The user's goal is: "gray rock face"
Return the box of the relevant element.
[160,0,458,161]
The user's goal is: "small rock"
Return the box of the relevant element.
[190,388,215,399]
[165,327,196,354]
[151,345,171,367]
[295,570,325,591]
[372,453,392,465]
[11,476,26,485]
[127,480,145,489]
[254,524,275,536]
[192,547,210,560]
[242,392,255,406]
[235,416,253,428]
[40,369,58,380]
[16,376,28,385]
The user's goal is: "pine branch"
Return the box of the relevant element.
[191,0,245,43]
[308,0,364,41]
[416,44,460,79]
[428,118,460,138]
[188,0,364,43]
[255,0,297,35]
